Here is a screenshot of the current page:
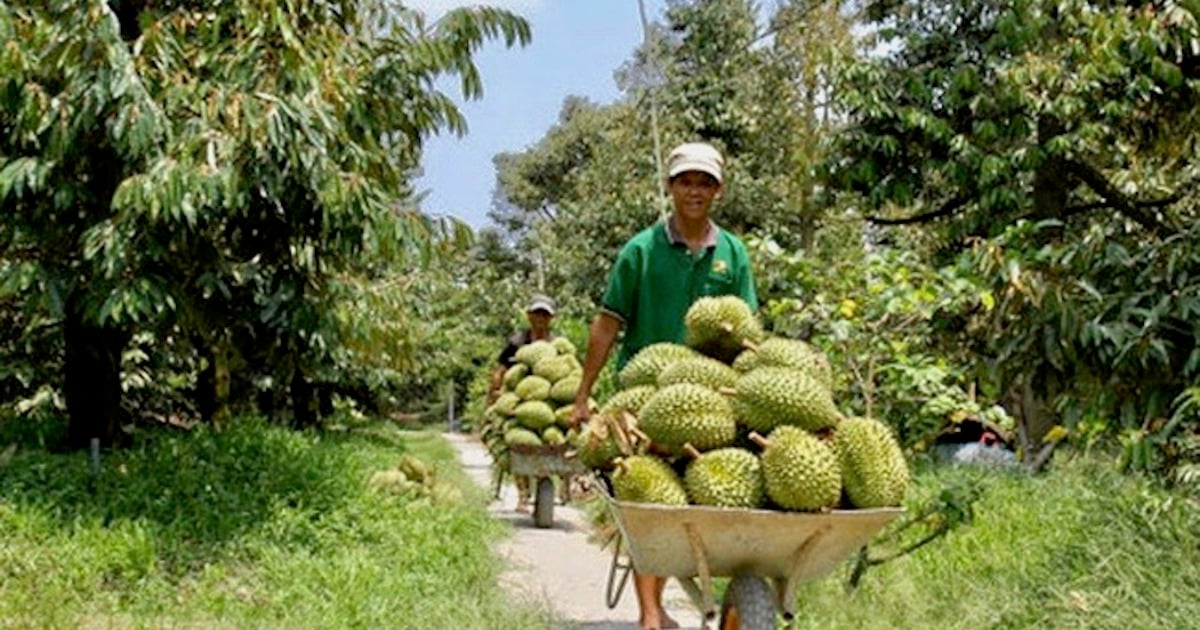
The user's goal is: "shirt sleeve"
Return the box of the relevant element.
[601,242,640,323]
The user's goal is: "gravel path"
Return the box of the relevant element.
[444,432,706,630]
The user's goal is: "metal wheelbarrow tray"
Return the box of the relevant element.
[601,488,903,628]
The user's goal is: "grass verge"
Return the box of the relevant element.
[0,415,553,629]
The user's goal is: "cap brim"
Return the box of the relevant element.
[668,161,722,183]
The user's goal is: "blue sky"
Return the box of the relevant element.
[407,1,667,230]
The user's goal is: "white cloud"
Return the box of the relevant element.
[402,0,544,19]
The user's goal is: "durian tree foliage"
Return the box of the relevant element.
[833,0,1200,450]
[0,0,530,446]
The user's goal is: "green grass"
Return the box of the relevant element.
[789,458,1200,630]
[0,415,553,630]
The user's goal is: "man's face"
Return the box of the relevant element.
[668,171,722,222]
[527,309,552,331]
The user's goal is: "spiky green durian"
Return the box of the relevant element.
[534,354,579,383]
[515,340,558,368]
[493,392,521,416]
[683,447,765,508]
[541,426,566,446]
[514,375,552,401]
[513,400,556,431]
[502,363,529,391]
[755,426,841,511]
[551,337,577,357]
[504,427,544,447]
[618,343,698,388]
[733,367,841,433]
[577,418,624,470]
[550,374,581,404]
[657,355,740,391]
[684,296,765,363]
[612,455,689,505]
[832,417,909,508]
[638,383,737,454]
[598,385,658,418]
[732,337,834,391]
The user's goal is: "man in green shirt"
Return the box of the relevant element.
[571,141,757,630]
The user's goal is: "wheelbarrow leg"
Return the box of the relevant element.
[779,524,831,622]
[683,522,718,624]
[533,476,555,528]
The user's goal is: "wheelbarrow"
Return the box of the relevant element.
[507,442,586,528]
[599,485,903,629]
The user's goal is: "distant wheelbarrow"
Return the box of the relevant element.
[508,442,586,528]
[599,485,903,629]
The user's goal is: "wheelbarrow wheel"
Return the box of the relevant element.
[533,477,555,528]
[719,575,776,630]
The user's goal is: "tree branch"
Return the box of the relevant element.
[1065,158,1172,234]
[865,195,969,226]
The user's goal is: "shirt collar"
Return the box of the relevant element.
[665,216,718,250]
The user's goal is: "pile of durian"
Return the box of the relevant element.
[479,336,594,482]
[580,295,909,512]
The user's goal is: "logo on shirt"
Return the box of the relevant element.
[712,260,728,275]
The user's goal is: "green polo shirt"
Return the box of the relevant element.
[601,220,758,369]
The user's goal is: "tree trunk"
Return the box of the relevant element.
[196,338,232,428]
[290,365,318,429]
[63,295,129,449]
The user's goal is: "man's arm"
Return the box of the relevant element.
[570,312,623,426]
[487,363,506,404]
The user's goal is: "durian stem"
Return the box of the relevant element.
[717,386,738,397]
[628,426,652,446]
[681,443,702,459]
[741,339,759,353]
[748,431,770,448]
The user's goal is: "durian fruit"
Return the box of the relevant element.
[611,455,689,505]
[752,426,842,511]
[638,383,737,454]
[513,400,557,431]
[657,355,740,391]
[551,337,577,357]
[514,375,552,401]
[550,374,581,404]
[618,343,698,388]
[684,296,765,363]
[504,426,544,447]
[682,445,765,509]
[502,363,529,391]
[577,418,625,470]
[534,354,579,383]
[832,417,909,508]
[515,340,558,368]
[733,367,841,433]
[542,426,566,446]
[493,392,521,416]
[597,385,658,418]
[732,337,834,392]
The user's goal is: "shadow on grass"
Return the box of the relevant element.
[0,416,373,578]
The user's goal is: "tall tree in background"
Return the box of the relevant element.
[0,1,529,445]
[835,0,1200,442]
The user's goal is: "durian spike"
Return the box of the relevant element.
[681,443,702,459]
[748,431,770,449]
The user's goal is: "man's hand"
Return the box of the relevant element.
[568,399,592,429]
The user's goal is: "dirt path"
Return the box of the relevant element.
[444,432,705,630]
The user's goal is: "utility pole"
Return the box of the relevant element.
[636,0,669,217]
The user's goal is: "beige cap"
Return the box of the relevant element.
[667,142,724,183]
[526,294,556,315]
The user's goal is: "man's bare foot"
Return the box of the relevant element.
[638,611,678,630]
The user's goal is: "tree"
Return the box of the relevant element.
[834,0,1200,445]
[0,0,530,445]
